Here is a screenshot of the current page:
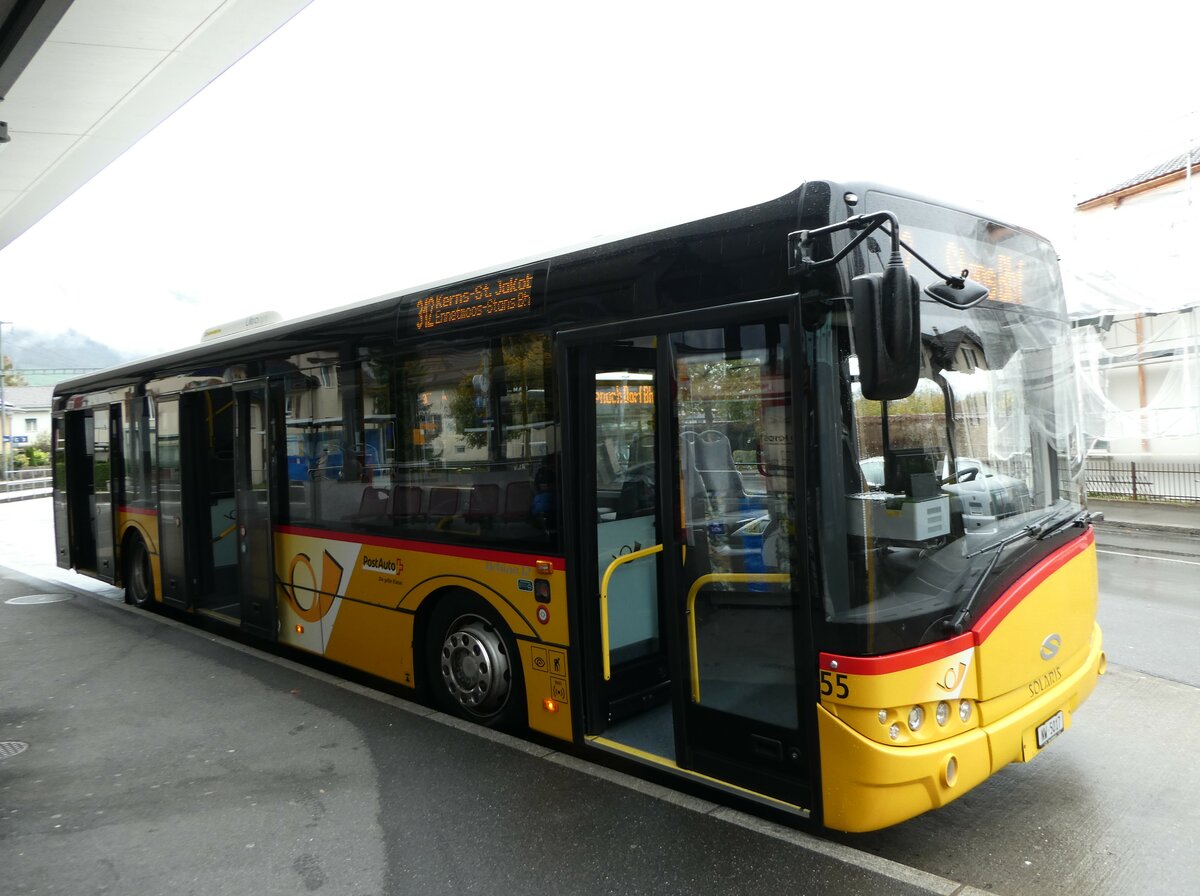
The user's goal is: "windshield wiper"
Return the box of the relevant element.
[941,506,1094,635]
[943,513,1060,635]
[966,510,1059,559]
[1028,508,1092,541]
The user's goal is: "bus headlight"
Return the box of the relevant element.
[935,701,951,726]
[889,723,901,741]
[907,705,924,731]
[959,699,972,723]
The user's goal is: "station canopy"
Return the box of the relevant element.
[0,0,312,252]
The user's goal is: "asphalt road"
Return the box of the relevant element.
[2,498,1197,895]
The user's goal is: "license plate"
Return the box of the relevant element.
[1036,710,1065,749]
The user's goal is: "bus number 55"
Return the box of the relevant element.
[819,670,850,699]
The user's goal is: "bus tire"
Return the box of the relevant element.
[124,535,155,609]
[425,591,525,730]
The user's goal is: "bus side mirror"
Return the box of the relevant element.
[925,277,990,309]
[852,267,920,400]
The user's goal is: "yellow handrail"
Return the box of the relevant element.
[599,544,663,680]
[686,573,790,703]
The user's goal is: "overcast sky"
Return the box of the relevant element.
[1,0,1197,356]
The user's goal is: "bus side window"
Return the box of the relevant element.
[385,334,559,546]
[284,349,357,525]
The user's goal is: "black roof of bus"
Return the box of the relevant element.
[52,179,1052,400]
[53,182,809,398]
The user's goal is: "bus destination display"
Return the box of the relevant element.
[413,269,542,332]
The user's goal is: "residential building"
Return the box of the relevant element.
[1071,148,1200,461]
[1,386,53,463]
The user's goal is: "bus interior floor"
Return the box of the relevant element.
[604,702,675,761]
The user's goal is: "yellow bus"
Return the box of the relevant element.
[51,180,1105,832]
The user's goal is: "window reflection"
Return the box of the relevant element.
[284,334,558,547]
[674,324,798,729]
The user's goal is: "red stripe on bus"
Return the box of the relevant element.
[117,506,158,517]
[971,527,1094,642]
[820,528,1095,675]
[275,524,565,571]
[821,632,975,676]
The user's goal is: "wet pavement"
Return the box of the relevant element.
[2,497,1198,895]
[0,560,960,896]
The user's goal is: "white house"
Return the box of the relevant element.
[1070,148,1200,462]
[1,385,53,455]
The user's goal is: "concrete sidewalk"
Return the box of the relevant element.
[0,486,51,503]
[1088,498,1200,538]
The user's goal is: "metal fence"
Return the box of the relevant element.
[1084,458,1200,503]
[0,466,52,496]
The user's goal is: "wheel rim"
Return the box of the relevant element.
[130,544,151,602]
[438,614,512,717]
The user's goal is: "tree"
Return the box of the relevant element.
[19,433,51,468]
[2,355,27,387]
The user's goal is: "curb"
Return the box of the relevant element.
[0,490,52,504]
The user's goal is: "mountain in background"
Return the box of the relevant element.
[3,329,136,386]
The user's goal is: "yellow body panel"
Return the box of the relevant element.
[273,528,573,742]
[819,536,1104,832]
[519,640,574,741]
[974,542,1099,707]
[818,705,992,832]
[820,639,979,748]
[986,622,1104,770]
[820,623,1104,832]
[324,602,414,685]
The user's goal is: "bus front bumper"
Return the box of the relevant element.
[817,623,1106,833]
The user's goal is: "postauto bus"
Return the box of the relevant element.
[52,180,1105,831]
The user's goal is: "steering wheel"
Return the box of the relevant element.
[942,465,980,485]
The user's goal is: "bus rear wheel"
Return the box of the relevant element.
[425,592,524,730]
[124,536,155,609]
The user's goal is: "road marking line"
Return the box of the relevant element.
[1097,549,1200,566]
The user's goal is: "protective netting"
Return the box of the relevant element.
[1072,308,1200,449]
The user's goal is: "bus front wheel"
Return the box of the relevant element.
[425,592,524,730]
[124,536,155,609]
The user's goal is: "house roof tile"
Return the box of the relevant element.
[1079,146,1200,205]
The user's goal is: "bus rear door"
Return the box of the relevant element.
[61,409,96,573]
[91,404,122,583]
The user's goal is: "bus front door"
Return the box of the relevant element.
[584,344,671,734]
[233,383,279,639]
[572,316,813,814]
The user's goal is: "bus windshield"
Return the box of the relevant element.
[815,192,1086,655]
